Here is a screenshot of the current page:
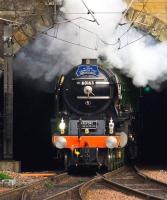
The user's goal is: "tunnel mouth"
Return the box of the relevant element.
[13,77,62,172]
[7,74,167,171]
[138,86,167,166]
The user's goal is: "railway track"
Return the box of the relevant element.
[80,166,167,200]
[0,170,95,200]
[26,173,92,200]
[1,166,167,200]
[0,172,67,200]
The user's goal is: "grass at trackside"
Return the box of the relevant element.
[0,172,12,180]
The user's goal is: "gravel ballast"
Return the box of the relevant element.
[0,171,56,190]
[86,188,143,200]
[138,166,167,184]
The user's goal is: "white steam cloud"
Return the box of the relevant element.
[14,0,167,89]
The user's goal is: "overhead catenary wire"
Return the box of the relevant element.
[34,8,118,49]
[56,10,123,47]
[118,32,148,50]
[11,10,167,16]
[64,11,124,15]
[52,16,98,24]
[83,0,136,48]
[118,21,167,50]
[6,0,162,34]
[40,32,98,51]
[114,0,135,30]
[40,23,166,52]
[4,21,167,54]
[9,0,166,52]
[80,0,100,25]
[109,0,150,47]
[103,0,149,47]
[38,8,157,51]
[56,1,149,47]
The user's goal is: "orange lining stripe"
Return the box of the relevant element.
[52,135,120,149]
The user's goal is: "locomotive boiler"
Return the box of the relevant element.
[51,59,131,170]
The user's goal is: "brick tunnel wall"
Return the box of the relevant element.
[126,0,167,41]
[0,0,56,160]
[0,0,56,55]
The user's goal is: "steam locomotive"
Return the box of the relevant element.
[51,59,132,170]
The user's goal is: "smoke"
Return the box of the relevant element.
[13,0,167,90]
[108,40,167,87]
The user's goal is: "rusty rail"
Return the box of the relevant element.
[0,172,67,200]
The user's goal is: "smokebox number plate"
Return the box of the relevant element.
[78,121,97,129]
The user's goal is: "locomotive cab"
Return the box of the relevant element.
[51,59,129,170]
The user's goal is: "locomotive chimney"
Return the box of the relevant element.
[82,59,97,65]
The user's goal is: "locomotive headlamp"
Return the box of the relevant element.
[59,118,66,134]
[106,136,118,149]
[53,136,67,149]
[109,118,114,134]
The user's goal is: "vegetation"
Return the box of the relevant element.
[0,172,12,180]
[44,181,55,190]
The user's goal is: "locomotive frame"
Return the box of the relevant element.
[51,59,135,170]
